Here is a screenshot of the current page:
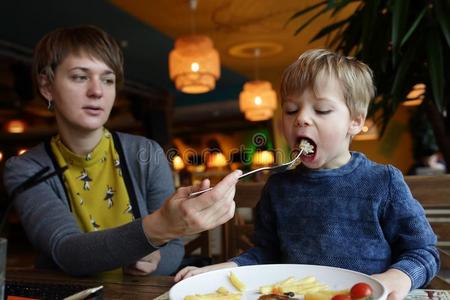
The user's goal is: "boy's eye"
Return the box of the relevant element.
[282,103,298,115]
[284,109,298,115]
[315,109,331,115]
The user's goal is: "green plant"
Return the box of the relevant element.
[288,0,450,172]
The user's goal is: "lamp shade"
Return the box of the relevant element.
[169,35,220,94]
[206,152,228,168]
[252,150,274,166]
[239,80,277,121]
[172,155,185,171]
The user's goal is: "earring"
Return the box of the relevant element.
[47,100,54,111]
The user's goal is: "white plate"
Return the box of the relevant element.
[170,264,387,300]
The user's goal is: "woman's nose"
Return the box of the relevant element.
[87,78,103,98]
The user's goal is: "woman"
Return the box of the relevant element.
[3,25,241,276]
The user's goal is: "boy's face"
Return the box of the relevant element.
[282,75,364,169]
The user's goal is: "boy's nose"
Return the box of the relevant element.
[295,110,312,127]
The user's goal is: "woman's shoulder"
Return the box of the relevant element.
[113,131,162,150]
[5,143,49,170]
[3,143,51,194]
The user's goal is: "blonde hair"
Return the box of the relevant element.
[280,49,375,118]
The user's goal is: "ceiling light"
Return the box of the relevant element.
[207,152,228,168]
[239,48,277,122]
[5,119,27,133]
[354,119,379,141]
[169,35,220,94]
[168,0,220,94]
[17,148,28,156]
[252,150,274,166]
[172,155,185,171]
[239,80,277,121]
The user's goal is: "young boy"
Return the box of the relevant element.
[175,49,439,298]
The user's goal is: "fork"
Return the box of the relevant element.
[188,148,305,197]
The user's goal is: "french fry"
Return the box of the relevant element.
[184,293,241,300]
[259,276,319,295]
[184,287,241,300]
[228,271,246,292]
[216,287,230,295]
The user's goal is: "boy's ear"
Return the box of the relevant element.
[38,74,53,101]
[349,114,365,136]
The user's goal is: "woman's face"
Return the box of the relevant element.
[40,52,116,135]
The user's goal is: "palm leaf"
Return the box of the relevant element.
[330,0,359,17]
[435,0,450,48]
[426,32,445,112]
[285,0,328,26]
[310,17,351,43]
[390,42,416,100]
[391,0,409,65]
[400,6,427,48]
[360,0,381,61]
[294,7,330,36]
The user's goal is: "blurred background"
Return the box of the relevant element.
[0,0,448,263]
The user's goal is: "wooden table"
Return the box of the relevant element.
[6,267,174,299]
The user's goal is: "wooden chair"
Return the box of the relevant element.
[184,231,211,258]
[405,175,450,288]
[405,175,450,248]
[222,181,264,260]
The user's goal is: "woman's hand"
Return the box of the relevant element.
[143,170,242,245]
[124,250,161,276]
[174,262,238,282]
[371,269,411,300]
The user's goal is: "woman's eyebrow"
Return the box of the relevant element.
[68,67,115,75]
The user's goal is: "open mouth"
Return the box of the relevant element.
[296,137,316,157]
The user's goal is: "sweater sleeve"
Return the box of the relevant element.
[141,139,184,275]
[231,181,281,266]
[382,166,440,289]
[3,154,160,276]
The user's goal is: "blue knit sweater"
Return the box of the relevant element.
[231,152,439,289]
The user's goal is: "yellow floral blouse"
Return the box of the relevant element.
[50,129,134,233]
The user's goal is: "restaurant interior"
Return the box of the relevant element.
[0,0,449,297]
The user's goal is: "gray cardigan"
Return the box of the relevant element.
[3,131,184,276]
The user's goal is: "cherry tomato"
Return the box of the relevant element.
[350,282,373,299]
[331,294,352,300]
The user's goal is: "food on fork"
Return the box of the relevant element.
[299,139,314,155]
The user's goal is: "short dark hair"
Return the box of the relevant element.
[32,25,124,96]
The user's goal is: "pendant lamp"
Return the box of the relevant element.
[168,0,220,94]
[169,35,220,94]
[239,80,277,121]
[239,48,277,121]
